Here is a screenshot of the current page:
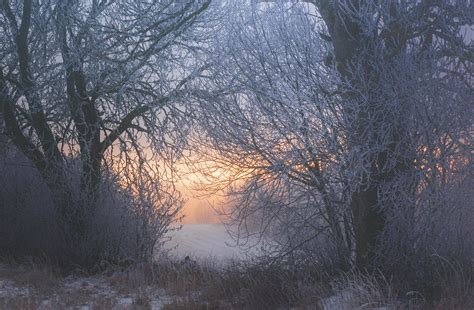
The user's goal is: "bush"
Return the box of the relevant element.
[0,147,182,269]
[74,168,182,267]
[378,170,474,297]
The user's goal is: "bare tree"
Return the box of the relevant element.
[195,0,473,270]
[0,0,211,241]
[314,0,472,270]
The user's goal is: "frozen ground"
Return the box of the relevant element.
[164,224,262,262]
[0,225,263,309]
[0,263,172,309]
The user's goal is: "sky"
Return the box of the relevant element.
[175,161,228,224]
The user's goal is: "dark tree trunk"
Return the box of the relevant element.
[80,140,102,212]
[351,186,385,270]
[317,0,388,270]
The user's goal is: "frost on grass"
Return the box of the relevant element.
[0,263,171,309]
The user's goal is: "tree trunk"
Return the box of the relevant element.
[351,187,385,270]
[317,0,387,270]
[80,146,101,212]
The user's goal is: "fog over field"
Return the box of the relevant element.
[165,224,262,261]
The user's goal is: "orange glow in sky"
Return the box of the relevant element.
[176,163,228,224]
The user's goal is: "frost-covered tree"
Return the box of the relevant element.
[195,0,473,270]
[0,0,211,237]
[314,0,472,270]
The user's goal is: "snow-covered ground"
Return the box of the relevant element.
[164,224,261,262]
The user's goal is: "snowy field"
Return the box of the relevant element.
[163,224,261,262]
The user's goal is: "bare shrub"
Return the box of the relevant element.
[377,165,474,297]
[0,149,182,268]
[73,166,183,267]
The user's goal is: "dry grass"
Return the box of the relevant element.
[159,258,473,310]
[0,260,162,309]
[0,257,472,309]
[161,296,221,310]
[157,259,329,309]
[0,261,60,295]
[323,268,474,310]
